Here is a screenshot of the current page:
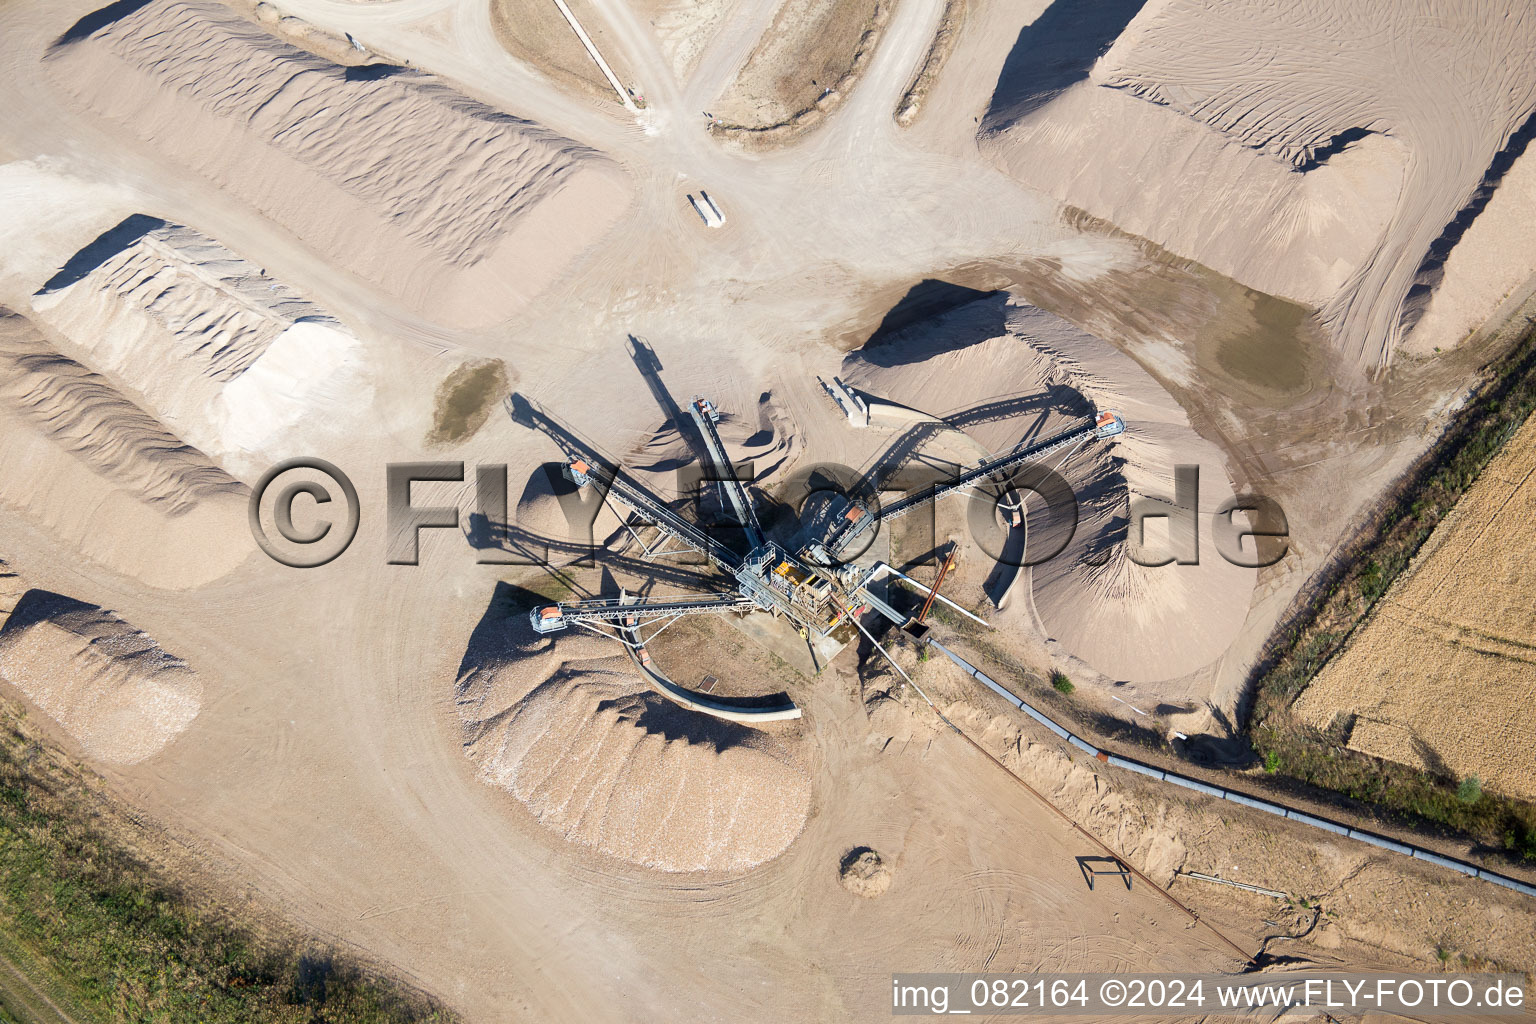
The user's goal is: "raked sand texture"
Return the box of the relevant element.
[0,305,241,515]
[33,217,368,478]
[1097,0,1536,368]
[47,0,631,328]
[987,0,1536,370]
[0,307,249,588]
[457,628,810,873]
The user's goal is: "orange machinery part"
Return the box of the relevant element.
[916,547,957,625]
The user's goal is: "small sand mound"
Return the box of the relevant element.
[32,217,371,476]
[0,590,202,763]
[0,307,241,515]
[838,847,891,897]
[48,0,631,327]
[456,601,810,872]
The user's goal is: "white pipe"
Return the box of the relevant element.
[639,612,685,645]
[876,563,991,627]
[548,0,638,110]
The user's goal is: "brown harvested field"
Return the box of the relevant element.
[1295,414,1536,801]
[710,0,886,127]
[490,0,638,104]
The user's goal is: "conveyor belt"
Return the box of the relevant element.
[512,395,744,571]
[689,397,765,548]
[878,419,1097,522]
[554,592,755,623]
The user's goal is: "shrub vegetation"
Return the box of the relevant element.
[0,705,453,1023]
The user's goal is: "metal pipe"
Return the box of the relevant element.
[877,563,991,627]
[1177,872,1285,899]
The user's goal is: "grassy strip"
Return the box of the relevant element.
[0,706,454,1024]
[1247,322,1536,866]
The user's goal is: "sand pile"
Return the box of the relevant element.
[1028,419,1254,685]
[636,396,795,480]
[843,295,1255,687]
[490,0,637,106]
[32,217,371,478]
[0,307,240,514]
[47,0,631,327]
[0,308,249,588]
[984,0,1536,368]
[623,394,797,522]
[838,847,891,897]
[0,590,202,764]
[457,616,810,872]
[710,0,889,137]
[1405,143,1536,354]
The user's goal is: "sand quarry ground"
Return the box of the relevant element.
[2,0,1536,1019]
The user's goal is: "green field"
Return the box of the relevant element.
[0,703,454,1024]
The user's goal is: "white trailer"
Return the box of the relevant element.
[687,192,725,228]
[817,375,869,427]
